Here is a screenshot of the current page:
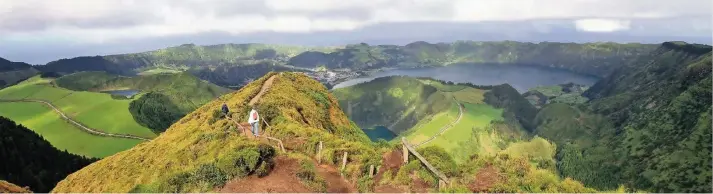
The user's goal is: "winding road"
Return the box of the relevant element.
[414,97,464,147]
[0,99,151,141]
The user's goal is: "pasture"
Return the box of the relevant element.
[0,76,156,138]
[0,102,143,158]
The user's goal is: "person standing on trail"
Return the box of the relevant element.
[248,105,260,137]
[221,103,229,117]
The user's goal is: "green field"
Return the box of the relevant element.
[404,101,459,144]
[0,77,156,138]
[398,84,506,162]
[137,68,184,75]
[0,102,143,158]
[0,76,156,157]
[422,103,504,161]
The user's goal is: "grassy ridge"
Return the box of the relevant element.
[52,72,380,192]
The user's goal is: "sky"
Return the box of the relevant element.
[0,0,711,64]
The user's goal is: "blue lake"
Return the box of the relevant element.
[333,64,599,93]
[102,89,139,97]
[362,126,397,142]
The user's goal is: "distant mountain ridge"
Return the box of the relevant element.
[0,57,39,88]
[32,41,660,87]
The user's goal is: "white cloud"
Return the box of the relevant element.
[0,0,710,44]
[575,19,631,32]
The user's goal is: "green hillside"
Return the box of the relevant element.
[0,102,144,158]
[52,72,590,193]
[334,77,534,162]
[0,116,95,192]
[52,72,379,192]
[331,76,451,134]
[55,71,231,132]
[523,83,589,108]
[535,42,712,192]
[0,76,154,157]
[0,57,39,88]
[36,41,656,87]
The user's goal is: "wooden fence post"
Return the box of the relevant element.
[402,144,408,164]
[369,165,375,178]
[317,141,323,164]
[341,152,348,170]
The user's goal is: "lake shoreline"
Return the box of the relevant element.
[331,63,600,93]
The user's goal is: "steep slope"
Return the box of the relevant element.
[36,41,655,87]
[331,76,451,134]
[52,72,379,193]
[0,57,39,88]
[536,42,712,192]
[55,71,231,132]
[0,116,95,192]
[334,76,536,162]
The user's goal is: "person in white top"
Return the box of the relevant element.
[247,105,260,137]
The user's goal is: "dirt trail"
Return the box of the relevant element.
[218,157,311,193]
[248,75,277,106]
[0,99,151,141]
[316,163,356,193]
[373,150,407,193]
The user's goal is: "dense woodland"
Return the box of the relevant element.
[129,92,185,133]
[536,42,712,192]
[0,117,96,192]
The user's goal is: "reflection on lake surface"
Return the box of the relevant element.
[333,64,599,93]
[102,90,139,97]
[362,126,396,142]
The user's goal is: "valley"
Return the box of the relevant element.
[0,41,709,193]
[2,1,710,193]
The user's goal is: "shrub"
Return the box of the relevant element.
[159,172,193,192]
[255,160,274,178]
[193,164,228,188]
[295,158,327,192]
[216,149,260,178]
[357,176,374,192]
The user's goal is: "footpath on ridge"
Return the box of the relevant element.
[221,74,356,193]
[0,99,151,141]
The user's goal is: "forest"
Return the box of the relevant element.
[0,117,96,192]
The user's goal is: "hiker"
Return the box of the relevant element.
[221,103,229,117]
[247,105,260,137]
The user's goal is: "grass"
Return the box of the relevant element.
[397,83,505,163]
[423,103,503,162]
[403,101,459,144]
[0,102,143,158]
[138,68,184,75]
[0,76,156,138]
[52,72,380,193]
